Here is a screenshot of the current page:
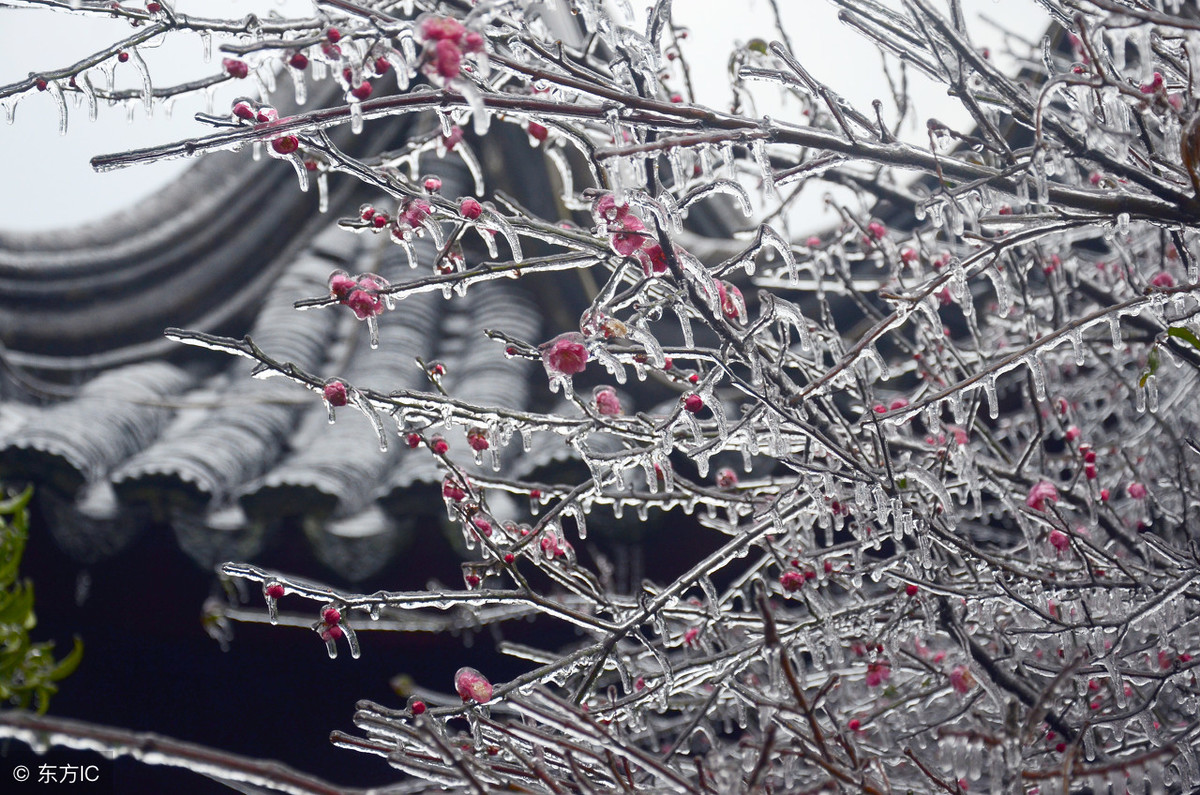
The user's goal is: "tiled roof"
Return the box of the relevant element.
[0,90,748,580]
[0,119,569,578]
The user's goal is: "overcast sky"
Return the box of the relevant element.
[0,0,1046,233]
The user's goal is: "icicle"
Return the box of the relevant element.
[604,107,622,150]
[350,101,364,134]
[130,48,153,116]
[545,147,574,204]
[772,296,813,350]
[367,315,380,349]
[1032,149,1048,207]
[289,156,310,193]
[573,504,587,540]
[460,81,491,135]
[761,224,797,284]
[1068,326,1085,365]
[1026,354,1046,400]
[750,138,777,198]
[80,72,98,121]
[317,172,329,213]
[199,30,212,63]
[673,304,694,348]
[903,468,956,526]
[861,345,889,381]
[48,81,67,135]
[1147,373,1159,412]
[983,374,998,419]
[455,141,486,196]
[683,179,752,217]
[292,68,307,105]
[482,208,523,262]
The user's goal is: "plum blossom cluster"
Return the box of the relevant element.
[11,0,1200,793]
[417,14,486,84]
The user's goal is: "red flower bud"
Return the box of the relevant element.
[443,125,464,152]
[232,101,256,121]
[434,38,463,80]
[272,136,300,155]
[223,58,249,78]
[467,428,490,451]
[323,381,348,407]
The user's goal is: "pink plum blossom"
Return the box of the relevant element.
[454,667,493,703]
[541,333,589,376]
[609,214,646,256]
[1026,481,1059,511]
[639,243,670,276]
[780,570,804,592]
[865,660,891,688]
[593,385,622,416]
[716,281,746,323]
[1049,530,1069,551]
[949,666,973,694]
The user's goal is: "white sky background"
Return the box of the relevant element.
[0,0,1047,233]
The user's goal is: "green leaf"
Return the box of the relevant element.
[0,524,26,588]
[34,684,56,715]
[1140,348,1161,388]
[0,486,33,515]
[0,581,35,628]
[0,485,79,714]
[1168,326,1200,351]
[48,637,83,682]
